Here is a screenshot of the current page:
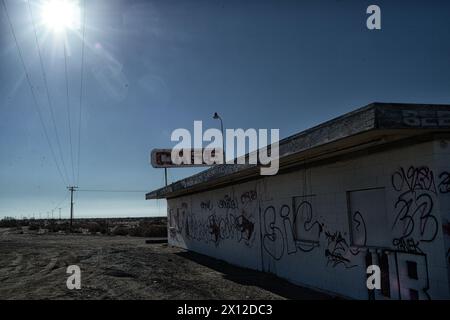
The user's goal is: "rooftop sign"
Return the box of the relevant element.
[150,148,221,168]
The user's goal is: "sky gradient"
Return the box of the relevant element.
[1,0,450,218]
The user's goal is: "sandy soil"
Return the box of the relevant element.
[0,228,331,300]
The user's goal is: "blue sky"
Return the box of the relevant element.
[1,0,449,218]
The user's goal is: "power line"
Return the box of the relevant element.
[64,42,75,184]
[27,0,70,184]
[29,192,69,220]
[77,189,148,193]
[2,0,67,186]
[77,0,86,186]
[49,193,69,214]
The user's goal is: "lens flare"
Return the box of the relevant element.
[41,0,80,32]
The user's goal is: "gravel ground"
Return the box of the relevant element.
[0,228,332,300]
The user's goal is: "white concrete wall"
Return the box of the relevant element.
[167,139,450,300]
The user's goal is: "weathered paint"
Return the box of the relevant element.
[147,103,450,299]
[146,103,450,201]
[166,139,450,299]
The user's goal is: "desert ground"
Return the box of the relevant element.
[0,228,332,300]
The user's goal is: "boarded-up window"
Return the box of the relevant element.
[347,188,390,247]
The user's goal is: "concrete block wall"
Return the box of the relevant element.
[167,139,450,299]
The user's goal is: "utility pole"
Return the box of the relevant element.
[67,186,78,232]
[164,168,168,186]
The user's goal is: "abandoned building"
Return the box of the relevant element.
[146,103,450,300]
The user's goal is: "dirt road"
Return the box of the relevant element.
[0,229,331,300]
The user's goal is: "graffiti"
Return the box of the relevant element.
[200,200,213,211]
[438,172,450,193]
[261,203,321,260]
[293,201,323,243]
[388,165,450,299]
[261,205,286,260]
[169,227,177,239]
[391,166,450,195]
[261,201,323,261]
[240,190,257,205]
[321,211,365,269]
[391,166,437,194]
[168,190,260,247]
[392,193,438,242]
[185,213,209,242]
[396,252,431,300]
[183,209,256,247]
[205,212,256,246]
[168,202,188,235]
[352,211,367,246]
[260,200,363,268]
[324,230,360,269]
[391,167,441,248]
[392,237,422,254]
[207,215,221,243]
[166,165,449,299]
[235,214,255,242]
[218,195,238,209]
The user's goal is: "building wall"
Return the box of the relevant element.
[167,139,450,300]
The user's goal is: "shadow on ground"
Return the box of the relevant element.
[175,250,336,300]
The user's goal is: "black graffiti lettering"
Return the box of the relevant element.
[391,166,437,194]
[392,191,415,238]
[262,200,323,260]
[294,201,323,243]
[200,200,213,211]
[208,215,221,243]
[388,165,450,299]
[416,193,438,242]
[438,172,450,193]
[240,190,257,205]
[262,206,285,260]
[175,207,256,247]
[261,200,360,267]
[324,231,359,269]
[185,214,208,241]
[218,195,238,209]
[396,252,431,300]
[392,237,422,254]
[391,166,443,249]
[352,211,367,246]
[168,202,188,234]
[291,201,322,252]
[235,214,255,242]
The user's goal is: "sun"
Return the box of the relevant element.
[41,0,80,32]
